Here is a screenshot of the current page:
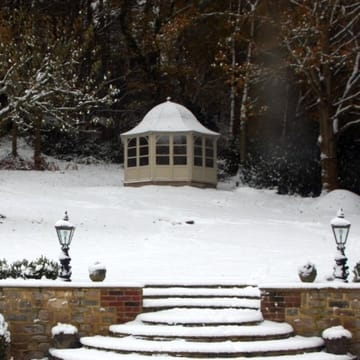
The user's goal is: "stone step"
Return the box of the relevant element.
[143,297,260,311]
[143,286,260,299]
[48,283,357,360]
[144,282,258,289]
[77,334,325,357]
[109,319,294,342]
[49,347,357,360]
[137,308,263,326]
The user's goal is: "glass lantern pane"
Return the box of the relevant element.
[334,227,348,245]
[57,228,73,246]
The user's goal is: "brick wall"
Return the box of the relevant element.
[0,285,142,360]
[3,284,360,359]
[261,286,360,357]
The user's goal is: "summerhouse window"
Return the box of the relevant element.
[139,136,149,166]
[156,135,170,165]
[127,137,137,167]
[173,135,187,165]
[205,138,214,168]
[194,136,203,166]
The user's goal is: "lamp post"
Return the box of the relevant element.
[55,211,75,281]
[331,208,351,282]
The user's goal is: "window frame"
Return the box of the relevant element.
[127,137,137,168]
[126,136,149,168]
[205,137,215,168]
[138,136,149,167]
[193,136,203,167]
[173,135,187,166]
[156,135,170,165]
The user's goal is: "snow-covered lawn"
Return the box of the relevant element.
[1,141,360,286]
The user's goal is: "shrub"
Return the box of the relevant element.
[0,260,10,280]
[24,256,59,280]
[353,262,360,282]
[0,257,59,280]
[10,260,28,279]
[0,314,10,360]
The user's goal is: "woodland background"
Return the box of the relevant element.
[0,0,359,196]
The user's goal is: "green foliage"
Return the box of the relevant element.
[24,256,59,280]
[218,139,240,179]
[10,259,28,279]
[353,262,360,283]
[40,127,123,163]
[0,260,10,280]
[1,257,59,280]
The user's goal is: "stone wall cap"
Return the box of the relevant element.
[259,282,360,290]
[0,279,143,288]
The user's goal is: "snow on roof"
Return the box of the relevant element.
[121,99,219,136]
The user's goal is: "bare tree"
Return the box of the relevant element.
[0,32,116,169]
[280,0,360,191]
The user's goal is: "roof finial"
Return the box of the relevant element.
[166,96,171,102]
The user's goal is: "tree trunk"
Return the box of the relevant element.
[319,100,338,192]
[229,0,241,139]
[239,1,255,165]
[11,121,18,157]
[33,114,43,170]
[229,39,236,138]
[318,21,337,192]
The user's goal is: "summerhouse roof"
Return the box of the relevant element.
[121,99,219,136]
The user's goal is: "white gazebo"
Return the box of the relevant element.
[121,99,220,187]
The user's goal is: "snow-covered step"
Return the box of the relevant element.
[143,285,260,299]
[49,283,358,360]
[49,347,357,360]
[143,297,260,310]
[137,308,263,326]
[109,319,294,341]
[78,334,325,357]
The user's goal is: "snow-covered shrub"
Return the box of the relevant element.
[51,323,81,349]
[0,314,11,360]
[0,153,33,170]
[352,262,360,282]
[298,262,317,283]
[10,259,28,279]
[0,260,10,280]
[0,257,59,280]
[24,256,59,280]
[218,139,240,179]
[44,259,60,280]
[322,326,352,355]
[88,261,106,282]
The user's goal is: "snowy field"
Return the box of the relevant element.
[1,139,360,286]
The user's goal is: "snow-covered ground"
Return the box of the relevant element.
[1,138,360,286]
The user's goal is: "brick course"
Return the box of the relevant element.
[0,286,142,360]
[261,287,360,357]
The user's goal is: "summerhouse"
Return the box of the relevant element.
[121,99,220,187]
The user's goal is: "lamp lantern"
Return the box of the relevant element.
[330,208,351,282]
[55,211,75,281]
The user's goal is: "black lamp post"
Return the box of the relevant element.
[331,208,351,282]
[55,211,75,281]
